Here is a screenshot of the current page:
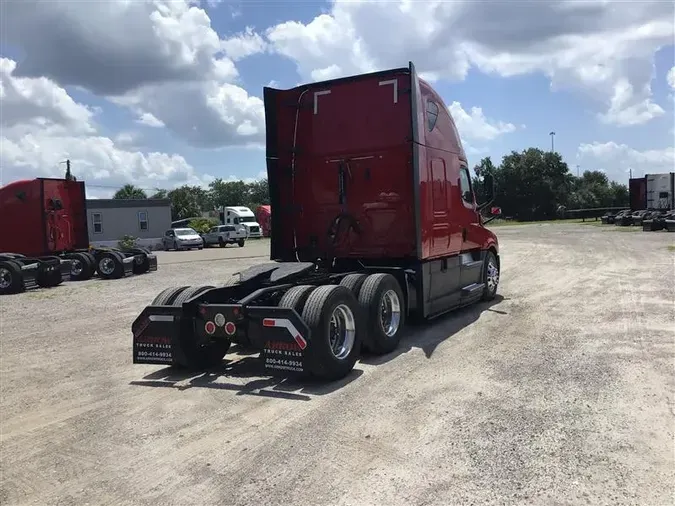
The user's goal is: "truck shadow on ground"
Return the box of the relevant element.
[130,294,507,401]
[361,294,507,366]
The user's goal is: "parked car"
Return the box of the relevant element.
[162,228,204,251]
[202,225,247,248]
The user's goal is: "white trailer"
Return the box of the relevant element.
[222,206,263,238]
[646,172,675,210]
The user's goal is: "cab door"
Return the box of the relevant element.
[457,165,485,288]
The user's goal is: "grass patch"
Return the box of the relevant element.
[667,245,675,252]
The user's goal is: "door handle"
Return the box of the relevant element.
[462,228,467,241]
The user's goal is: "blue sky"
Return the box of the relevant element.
[1,0,673,197]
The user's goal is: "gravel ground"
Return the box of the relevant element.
[1,226,673,506]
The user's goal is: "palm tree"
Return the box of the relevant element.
[113,184,147,200]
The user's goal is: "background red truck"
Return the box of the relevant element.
[0,177,157,295]
[256,205,272,237]
[132,62,501,381]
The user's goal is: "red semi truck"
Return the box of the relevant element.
[132,62,501,380]
[0,177,158,295]
[256,205,272,237]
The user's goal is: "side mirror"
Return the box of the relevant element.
[490,206,502,216]
[477,173,496,212]
[483,174,495,199]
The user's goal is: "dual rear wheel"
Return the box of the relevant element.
[279,273,405,381]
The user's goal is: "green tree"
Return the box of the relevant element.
[150,189,168,199]
[188,217,219,234]
[168,186,202,221]
[209,179,250,208]
[492,148,573,221]
[609,181,629,207]
[246,178,270,209]
[113,184,147,200]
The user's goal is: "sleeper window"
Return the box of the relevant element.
[426,100,439,131]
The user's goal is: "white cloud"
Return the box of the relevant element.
[265,0,674,127]
[0,58,213,196]
[221,27,268,61]
[448,101,517,142]
[3,0,266,149]
[0,58,95,135]
[667,66,675,89]
[577,141,675,181]
[136,113,165,128]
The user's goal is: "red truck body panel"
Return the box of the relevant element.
[263,62,497,263]
[0,178,89,257]
[629,177,647,211]
[256,205,272,237]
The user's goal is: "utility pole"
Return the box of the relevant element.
[60,159,76,181]
[549,131,556,152]
[576,165,580,177]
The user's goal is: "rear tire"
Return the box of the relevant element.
[238,239,245,247]
[0,260,24,295]
[340,273,368,296]
[218,238,226,248]
[278,285,316,313]
[152,286,189,305]
[302,285,362,381]
[358,273,405,355]
[223,274,241,287]
[69,252,95,281]
[96,251,125,279]
[172,285,230,369]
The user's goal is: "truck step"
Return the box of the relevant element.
[461,283,485,295]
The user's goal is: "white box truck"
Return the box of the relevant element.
[646,172,675,210]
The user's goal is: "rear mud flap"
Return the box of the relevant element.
[122,256,135,277]
[246,306,312,375]
[147,253,158,272]
[132,306,183,365]
[58,259,72,282]
[21,262,40,290]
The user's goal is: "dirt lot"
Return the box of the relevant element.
[1,226,673,506]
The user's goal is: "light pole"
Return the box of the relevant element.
[549,131,556,152]
[576,165,580,177]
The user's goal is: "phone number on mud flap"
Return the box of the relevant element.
[137,351,172,361]
[265,357,303,370]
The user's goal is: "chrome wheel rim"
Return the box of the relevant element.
[329,303,356,360]
[380,289,401,337]
[0,268,11,289]
[71,259,83,276]
[99,257,115,275]
[486,260,499,293]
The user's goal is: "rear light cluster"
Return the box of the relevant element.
[203,311,237,336]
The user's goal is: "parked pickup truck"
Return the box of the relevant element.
[202,225,247,248]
